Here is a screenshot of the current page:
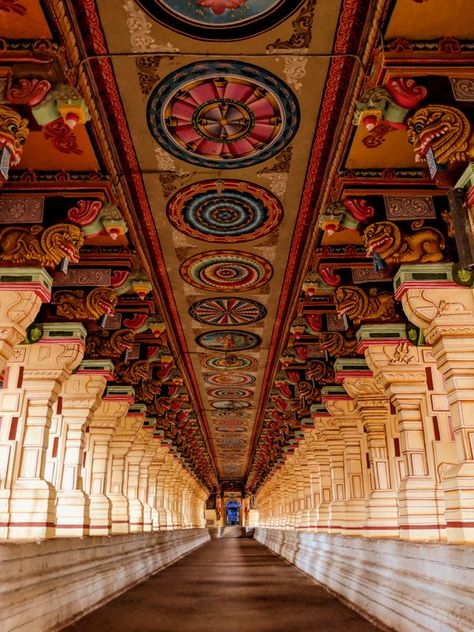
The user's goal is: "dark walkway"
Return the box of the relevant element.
[65,536,379,632]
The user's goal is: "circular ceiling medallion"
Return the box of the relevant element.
[147,61,299,169]
[208,387,254,399]
[167,180,283,243]
[211,400,251,409]
[181,251,272,292]
[136,1,306,40]
[204,373,256,386]
[216,427,247,433]
[211,410,250,419]
[196,330,261,351]
[189,297,266,326]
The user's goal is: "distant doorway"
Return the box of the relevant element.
[226,500,240,526]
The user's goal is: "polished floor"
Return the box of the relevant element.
[65,534,379,632]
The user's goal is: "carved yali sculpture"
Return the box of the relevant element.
[0,224,84,268]
[86,329,135,358]
[319,332,358,357]
[363,220,446,264]
[407,104,474,165]
[334,286,398,325]
[305,360,335,384]
[0,104,29,166]
[52,287,118,320]
[136,1,305,41]
[115,360,151,384]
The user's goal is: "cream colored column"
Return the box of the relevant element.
[147,446,166,531]
[396,263,474,542]
[0,268,52,374]
[0,324,85,539]
[107,405,144,534]
[156,454,174,529]
[85,387,134,536]
[359,325,444,541]
[316,415,345,534]
[137,433,157,533]
[343,377,399,538]
[55,361,114,536]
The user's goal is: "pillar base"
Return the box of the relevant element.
[8,482,56,539]
[89,493,112,536]
[55,490,90,537]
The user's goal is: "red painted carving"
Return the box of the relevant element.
[344,198,375,222]
[294,345,308,361]
[318,265,341,287]
[304,313,323,332]
[276,383,292,399]
[197,0,247,15]
[285,370,301,385]
[0,0,27,15]
[7,79,51,106]
[123,313,148,330]
[385,78,427,110]
[43,119,83,155]
[110,270,130,288]
[67,199,102,225]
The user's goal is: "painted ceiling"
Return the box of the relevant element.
[3,0,472,491]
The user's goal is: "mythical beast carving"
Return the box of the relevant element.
[0,105,29,166]
[53,286,118,320]
[319,332,358,357]
[334,285,398,325]
[363,220,445,264]
[86,329,134,358]
[0,224,84,267]
[407,105,474,165]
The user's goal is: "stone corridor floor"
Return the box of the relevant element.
[64,535,379,632]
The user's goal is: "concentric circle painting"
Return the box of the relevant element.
[204,373,256,386]
[202,355,258,371]
[211,400,251,410]
[207,387,254,399]
[196,330,261,351]
[167,180,283,243]
[189,297,266,326]
[136,1,306,41]
[181,251,272,292]
[147,61,299,169]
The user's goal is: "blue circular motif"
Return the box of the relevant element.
[147,61,299,169]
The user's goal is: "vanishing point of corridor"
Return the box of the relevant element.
[65,531,377,632]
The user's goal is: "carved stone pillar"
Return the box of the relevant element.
[0,268,52,374]
[359,324,445,541]
[396,263,474,542]
[156,455,173,529]
[107,405,144,534]
[137,436,157,533]
[0,323,85,539]
[147,447,165,531]
[323,387,368,535]
[85,386,134,536]
[55,361,114,537]
[343,375,399,538]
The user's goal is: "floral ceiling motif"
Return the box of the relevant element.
[167,179,283,243]
[189,297,267,325]
[180,250,273,292]
[196,329,261,351]
[201,355,258,370]
[147,60,299,169]
[135,0,305,40]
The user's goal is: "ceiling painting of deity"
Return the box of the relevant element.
[135,0,306,40]
[196,330,261,351]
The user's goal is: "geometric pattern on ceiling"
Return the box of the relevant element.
[189,297,267,325]
[201,355,258,371]
[135,0,306,40]
[167,180,283,243]
[147,61,299,169]
[180,250,273,292]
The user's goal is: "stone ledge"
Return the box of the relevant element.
[255,528,474,632]
[0,528,210,632]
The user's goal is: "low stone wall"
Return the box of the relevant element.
[255,528,474,632]
[0,528,210,632]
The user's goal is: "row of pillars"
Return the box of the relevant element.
[257,263,474,543]
[0,268,207,539]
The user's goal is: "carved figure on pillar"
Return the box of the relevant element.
[334,286,399,324]
[52,287,118,320]
[363,221,446,264]
[0,224,84,267]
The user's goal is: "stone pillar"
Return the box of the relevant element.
[0,268,52,374]
[54,361,114,536]
[85,386,134,536]
[396,263,474,542]
[138,439,157,533]
[107,404,143,534]
[0,323,85,539]
[316,416,345,534]
[359,324,444,541]
[342,374,400,539]
[147,446,165,531]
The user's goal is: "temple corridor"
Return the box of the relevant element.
[64,533,377,632]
